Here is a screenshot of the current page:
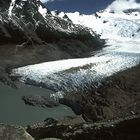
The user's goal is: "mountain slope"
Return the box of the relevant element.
[0,0,103,45]
[59,9,140,40]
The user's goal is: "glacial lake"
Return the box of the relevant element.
[0,82,75,126]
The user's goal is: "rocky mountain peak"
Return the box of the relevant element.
[0,0,103,51]
[7,0,51,18]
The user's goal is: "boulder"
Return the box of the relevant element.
[22,95,59,108]
[0,124,34,140]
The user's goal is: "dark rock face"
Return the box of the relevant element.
[0,124,34,140]
[60,65,140,122]
[123,8,140,14]
[0,0,11,11]
[22,95,59,108]
[59,93,109,122]
[0,66,17,88]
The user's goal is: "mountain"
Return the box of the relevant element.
[11,6,140,94]
[0,0,104,49]
[55,9,140,41]
[0,0,106,88]
[1,0,140,93]
[1,2,140,138]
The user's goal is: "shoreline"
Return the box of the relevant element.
[0,82,75,126]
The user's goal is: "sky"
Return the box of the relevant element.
[41,0,140,14]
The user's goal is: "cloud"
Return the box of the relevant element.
[40,0,63,3]
[107,0,140,13]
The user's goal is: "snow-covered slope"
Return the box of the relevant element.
[65,10,140,40]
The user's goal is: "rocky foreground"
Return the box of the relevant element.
[0,65,140,140]
[26,115,140,140]
[1,114,140,140]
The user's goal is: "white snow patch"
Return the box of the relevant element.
[9,0,16,16]
[51,11,56,16]
[58,12,65,18]
[107,0,140,13]
[38,5,47,17]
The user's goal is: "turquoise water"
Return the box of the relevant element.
[0,83,75,126]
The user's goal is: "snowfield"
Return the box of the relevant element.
[12,8,140,96]
[66,10,140,39]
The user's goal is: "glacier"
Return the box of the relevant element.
[11,7,140,97]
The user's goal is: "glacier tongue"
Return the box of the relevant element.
[12,44,140,94]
